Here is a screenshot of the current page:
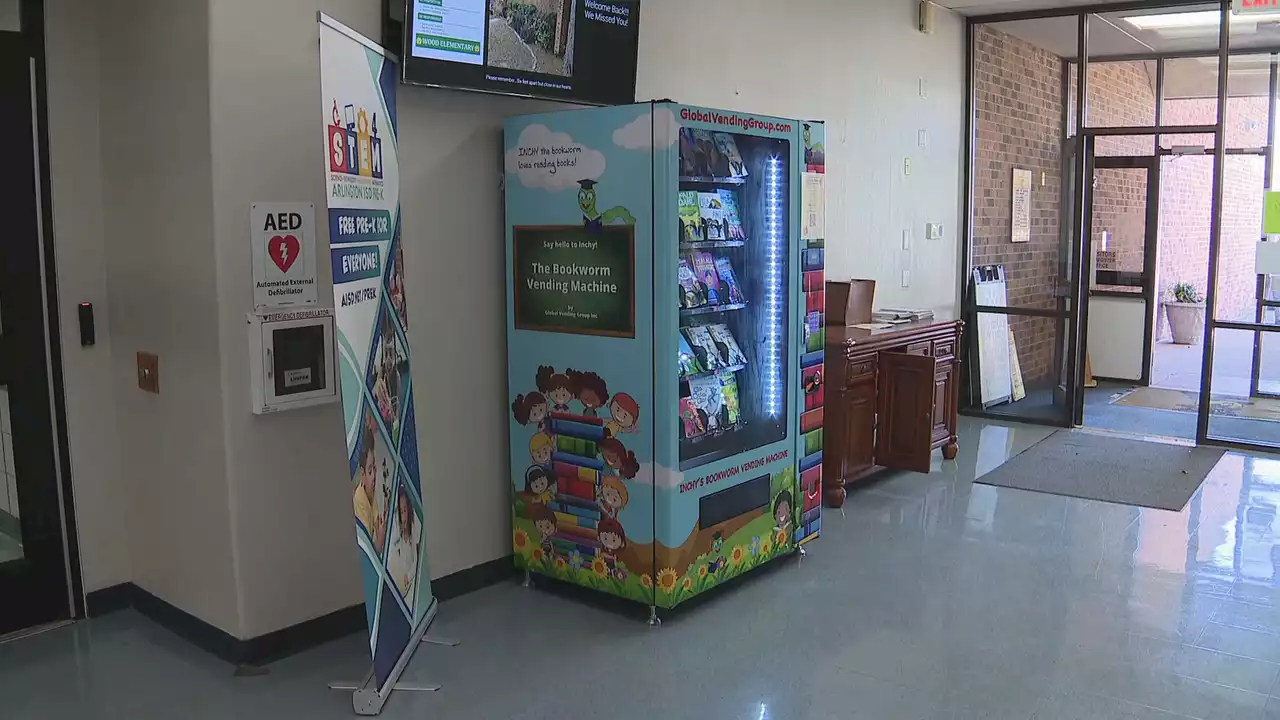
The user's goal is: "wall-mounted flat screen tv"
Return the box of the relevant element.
[396,0,639,105]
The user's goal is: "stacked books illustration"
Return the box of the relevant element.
[547,411,606,567]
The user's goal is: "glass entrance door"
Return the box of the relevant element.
[0,31,76,635]
[1082,155,1158,386]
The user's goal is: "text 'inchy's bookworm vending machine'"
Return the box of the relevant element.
[504,102,819,616]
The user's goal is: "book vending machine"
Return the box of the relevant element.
[503,102,823,617]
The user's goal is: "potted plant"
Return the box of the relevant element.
[1164,282,1206,345]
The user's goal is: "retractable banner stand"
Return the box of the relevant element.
[319,14,439,714]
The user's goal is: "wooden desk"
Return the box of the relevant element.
[823,316,964,508]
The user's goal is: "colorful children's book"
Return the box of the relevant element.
[678,190,704,243]
[678,333,703,377]
[688,375,726,432]
[714,256,745,304]
[691,129,726,177]
[699,192,726,241]
[678,256,705,309]
[678,128,697,176]
[718,189,746,240]
[682,325,725,370]
[708,324,748,366]
[713,133,749,177]
[692,251,721,304]
[679,397,706,439]
[719,374,742,426]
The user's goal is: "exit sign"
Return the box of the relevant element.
[1236,0,1280,14]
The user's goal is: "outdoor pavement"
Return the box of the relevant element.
[1153,329,1279,396]
[486,18,535,72]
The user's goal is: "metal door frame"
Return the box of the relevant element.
[0,0,83,634]
[1083,152,1160,389]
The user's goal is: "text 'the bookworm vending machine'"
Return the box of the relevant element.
[504,102,822,617]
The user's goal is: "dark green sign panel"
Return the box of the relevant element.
[513,226,635,338]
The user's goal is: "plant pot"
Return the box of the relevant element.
[1164,301,1206,345]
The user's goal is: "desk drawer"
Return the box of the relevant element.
[846,356,876,383]
[934,339,955,359]
[906,341,931,356]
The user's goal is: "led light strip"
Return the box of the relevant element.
[766,156,782,417]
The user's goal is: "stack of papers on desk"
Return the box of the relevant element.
[872,308,935,322]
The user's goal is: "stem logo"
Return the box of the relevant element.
[327,99,384,180]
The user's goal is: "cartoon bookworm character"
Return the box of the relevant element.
[577,179,635,234]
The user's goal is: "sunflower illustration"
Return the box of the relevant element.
[514,529,530,553]
[730,545,747,567]
[698,564,709,580]
[531,547,545,564]
[682,577,693,592]
[657,568,679,593]
[555,557,567,570]
[641,574,653,589]
[592,556,608,577]
[774,529,789,547]
[761,538,773,556]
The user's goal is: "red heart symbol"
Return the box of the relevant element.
[269,235,300,273]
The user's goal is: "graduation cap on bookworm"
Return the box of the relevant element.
[578,179,597,190]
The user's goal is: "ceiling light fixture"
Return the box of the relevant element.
[1123,10,1280,30]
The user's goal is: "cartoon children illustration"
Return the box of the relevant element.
[577,179,636,234]
[530,432,554,468]
[511,391,550,433]
[604,392,640,437]
[597,517,627,578]
[600,437,640,480]
[598,475,630,520]
[529,503,557,557]
[773,490,794,538]
[568,369,608,417]
[536,366,574,413]
[705,531,727,574]
[525,465,556,505]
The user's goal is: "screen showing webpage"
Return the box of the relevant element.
[404,0,639,105]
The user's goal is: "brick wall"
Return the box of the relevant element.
[1157,97,1267,334]
[972,26,1064,384]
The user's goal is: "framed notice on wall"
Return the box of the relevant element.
[1011,168,1032,244]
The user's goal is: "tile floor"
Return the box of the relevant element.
[6,417,1280,718]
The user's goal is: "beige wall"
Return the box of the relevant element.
[638,0,965,313]
[43,0,126,591]
[99,0,241,633]
[46,0,967,638]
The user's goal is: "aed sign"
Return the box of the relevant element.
[251,202,318,309]
[1235,0,1280,13]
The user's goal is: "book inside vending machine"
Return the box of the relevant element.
[504,102,819,615]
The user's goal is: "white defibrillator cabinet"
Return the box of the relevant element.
[247,307,338,414]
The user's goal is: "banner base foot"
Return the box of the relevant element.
[423,635,460,647]
[328,598,443,716]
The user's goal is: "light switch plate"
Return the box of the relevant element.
[904,157,912,176]
[926,222,943,240]
[918,129,928,147]
[901,270,911,288]
[902,229,911,250]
